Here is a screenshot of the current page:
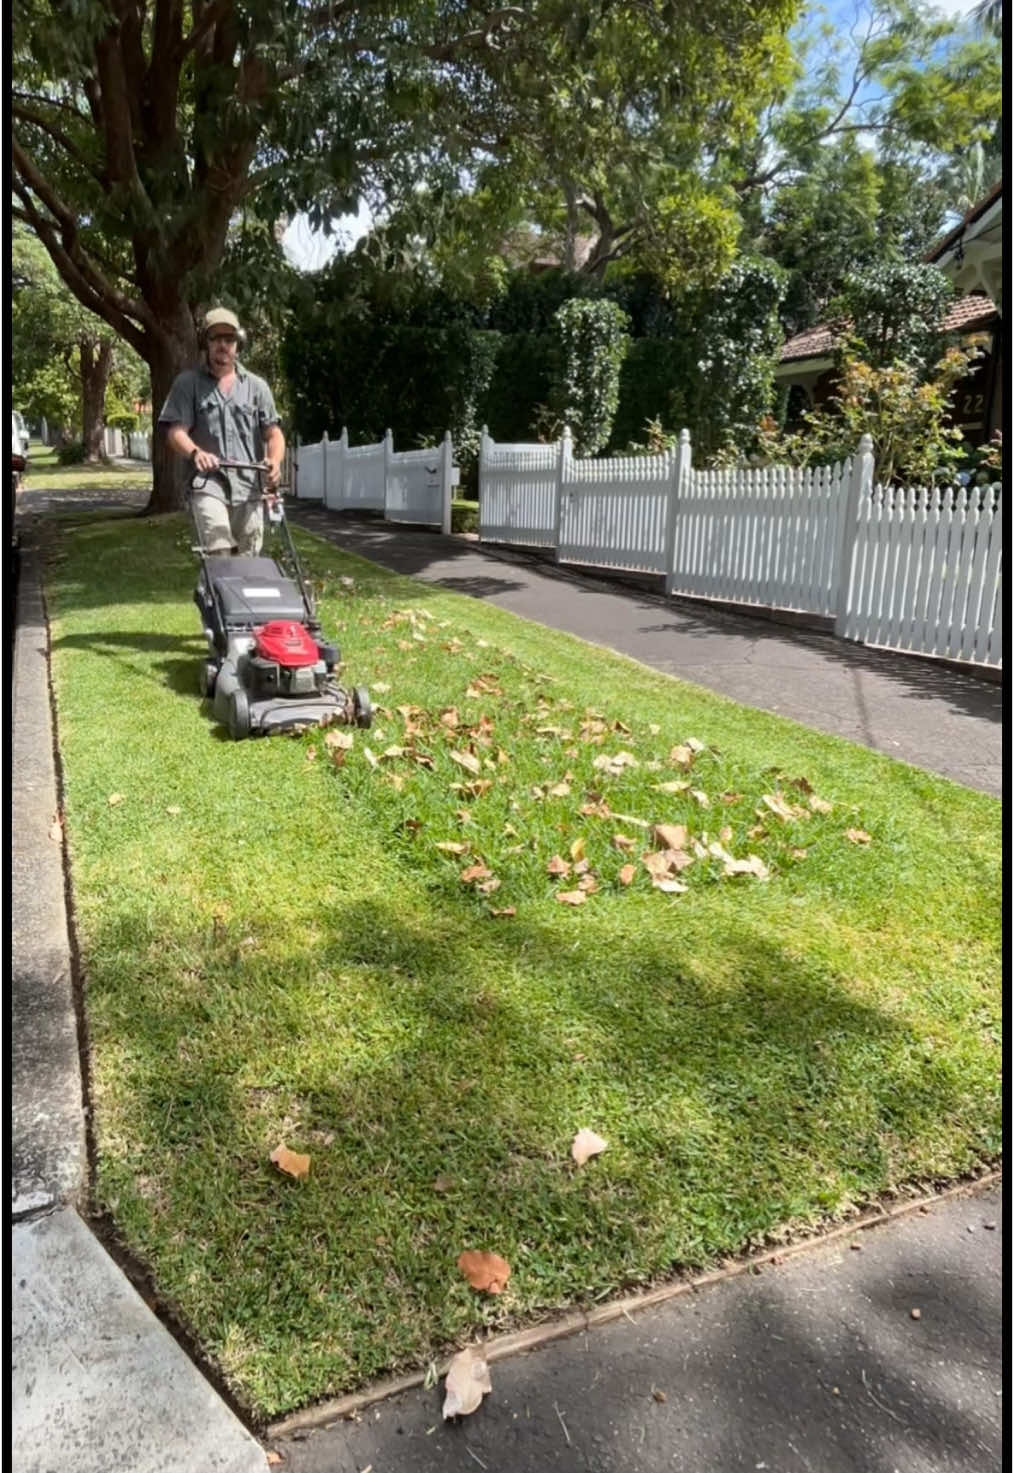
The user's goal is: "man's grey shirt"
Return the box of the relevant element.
[158,364,281,503]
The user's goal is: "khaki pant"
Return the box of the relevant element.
[192,493,264,556]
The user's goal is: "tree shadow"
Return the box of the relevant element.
[50,628,210,701]
[278,1198,1001,1471]
[76,870,998,1423]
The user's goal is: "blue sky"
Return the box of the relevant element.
[282,0,983,271]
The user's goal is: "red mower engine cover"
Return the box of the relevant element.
[255,621,321,668]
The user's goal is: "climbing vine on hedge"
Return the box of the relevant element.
[552,298,631,456]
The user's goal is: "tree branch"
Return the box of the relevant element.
[12,183,149,356]
[12,140,157,346]
[12,101,106,185]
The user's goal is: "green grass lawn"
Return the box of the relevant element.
[23,442,154,496]
[43,505,1001,1422]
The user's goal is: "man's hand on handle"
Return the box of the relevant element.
[192,447,221,475]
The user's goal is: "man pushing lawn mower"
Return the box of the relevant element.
[159,306,283,555]
[160,307,372,740]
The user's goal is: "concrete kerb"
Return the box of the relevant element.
[266,1167,1001,1439]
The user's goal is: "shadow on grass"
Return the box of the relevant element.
[80,873,998,1416]
[50,629,210,699]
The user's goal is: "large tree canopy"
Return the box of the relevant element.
[12,0,805,506]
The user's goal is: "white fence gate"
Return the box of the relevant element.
[479,428,1002,670]
[295,427,455,532]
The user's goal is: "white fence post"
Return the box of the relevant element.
[834,435,874,637]
[554,426,572,560]
[664,428,692,595]
[441,430,454,535]
[337,426,348,507]
[384,428,393,511]
[293,435,300,499]
[321,432,329,505]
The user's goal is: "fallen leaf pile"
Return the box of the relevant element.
[299,629,873,920]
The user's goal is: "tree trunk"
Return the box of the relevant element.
[145,320,199,514]
[80,338,114,461]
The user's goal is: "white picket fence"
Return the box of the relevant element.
[102,426,153,460]
[294,427,457,532]
[478,428,1002,670]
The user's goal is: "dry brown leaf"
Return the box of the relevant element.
[461,864,493,884]
[652,877,688,894]
[577,875,599,893]
[573,858,590,875]
[723,854,770,880]
[477,876,502,895]
[549,782,572,798]
[443,1346,493,1419]
[809,795,834,814]
[654,823,688,850]
[685,738,707,753]
[654,780,691,795]
[270,1145,310,1181]
[791,848,809,861]
[612,833,636,851]
[592,751,639,777]
[166,805,182,816]
[305,747,318,762]
[720,792,742,805]
[612,812,650,829]
[325,730,354,750]
[618,863,637,886]
[669,745,695,768]
[547,855,571,877]
[449,748,482,776]
[457,1250,511,1295]
[719,826,733,843]
[642,849,695,879]
[108,793,126,806]
[440,707,461,729]
[490,906,517,918]
[690,790,710,808]
[363,747,379,768]
[557,889,588,907]
[570,837,586,862]
[48,815,63,843]
[435,841,468,855]
[571,1128,608,1166]
[761,792,804,822]
[846,828,872,845]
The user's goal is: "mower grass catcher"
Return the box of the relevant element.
[191,462,372,740]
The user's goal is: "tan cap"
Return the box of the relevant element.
[203,307,241,336]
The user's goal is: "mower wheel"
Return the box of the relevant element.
[229,688,251,740]
[199,661,218,698]
[353,686,373,728]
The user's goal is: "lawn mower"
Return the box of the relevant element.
[191,461,372,740]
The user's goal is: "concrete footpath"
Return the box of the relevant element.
[10,496,1003,1473]
[10,538,267,1473]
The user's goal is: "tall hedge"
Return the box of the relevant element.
[553,298,631,456]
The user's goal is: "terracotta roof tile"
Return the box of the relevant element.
[779,293,998,365]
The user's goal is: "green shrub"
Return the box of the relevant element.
[552,298,631,456]
[57,441,87,465]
